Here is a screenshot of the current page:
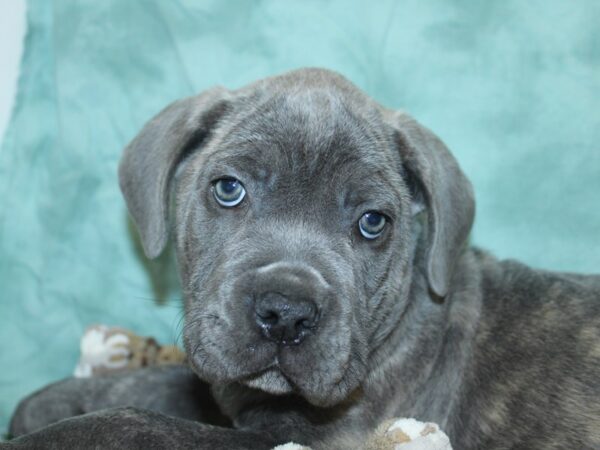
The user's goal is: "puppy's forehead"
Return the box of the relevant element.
[214,81,397,181]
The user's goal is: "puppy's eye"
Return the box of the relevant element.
[358,212,386,239]
[213,178,246,207]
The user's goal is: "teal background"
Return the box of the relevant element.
[0,0,599,435]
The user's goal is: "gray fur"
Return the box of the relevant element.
[8,68,600,449]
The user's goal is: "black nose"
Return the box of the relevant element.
[255,292,319,346]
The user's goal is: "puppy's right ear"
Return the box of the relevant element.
[119,87,230,259]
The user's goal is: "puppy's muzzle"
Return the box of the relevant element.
[248,262,329,346]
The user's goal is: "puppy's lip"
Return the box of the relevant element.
[186,343,277,384]
[239,355,351,404]
[241,365,294,395]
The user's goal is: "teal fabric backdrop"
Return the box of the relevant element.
[0,0,599,435]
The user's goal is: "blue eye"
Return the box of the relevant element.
[358,212,386,239]
[213,178,246,207]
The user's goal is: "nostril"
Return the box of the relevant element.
[256,309,279,326]
[296,316,316,331]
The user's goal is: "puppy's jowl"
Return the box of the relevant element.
[9,69,600,449]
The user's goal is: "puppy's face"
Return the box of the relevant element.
[119,69,474,407]
[175,91,414,406]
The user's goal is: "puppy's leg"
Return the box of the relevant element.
[9,365,228,437]
[6,407,278,450]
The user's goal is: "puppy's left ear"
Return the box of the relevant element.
[386,111,475,298]
[119,87,230,259]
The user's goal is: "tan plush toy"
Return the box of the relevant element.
[272,418,452,450]
[74,324,186,377]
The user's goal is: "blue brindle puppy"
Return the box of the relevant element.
[8,68,600,449]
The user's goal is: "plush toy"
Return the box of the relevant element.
[272,418,452,450]
[73,326,451,449]
[74,324,186,377]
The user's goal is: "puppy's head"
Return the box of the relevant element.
[119,68,474,406]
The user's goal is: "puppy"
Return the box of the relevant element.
[8,68,600,449]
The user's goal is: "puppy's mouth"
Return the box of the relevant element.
[187,333,356,404]
[238,358,355,407]
[241,365,294,395]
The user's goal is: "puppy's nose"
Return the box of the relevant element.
[255,292,319,346]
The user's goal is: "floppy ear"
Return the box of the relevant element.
[387,111,475,298]
[119,87,230,259]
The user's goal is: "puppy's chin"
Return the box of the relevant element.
[242,367,294,395]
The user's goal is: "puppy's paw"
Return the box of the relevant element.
[272,443,312,450]
[366,418,452,450]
